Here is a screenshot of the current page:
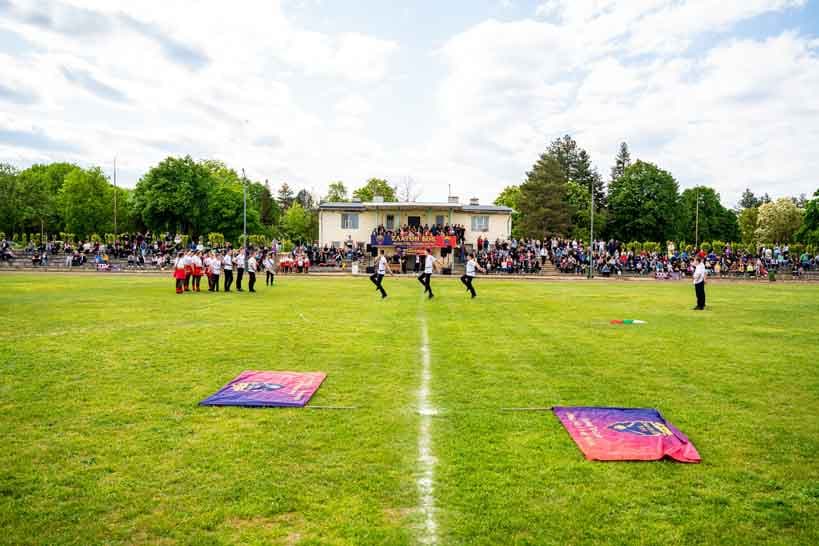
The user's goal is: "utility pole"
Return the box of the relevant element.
[113,157,118,235]
[242,168,248,253]
[589,184,594,279]
[695,188,700,250]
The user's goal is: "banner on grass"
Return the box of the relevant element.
[552,406,701,463]
[200,371,326,408]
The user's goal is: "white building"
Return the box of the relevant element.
[318,196,513,255]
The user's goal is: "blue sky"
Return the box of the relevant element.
[1,0,818,207]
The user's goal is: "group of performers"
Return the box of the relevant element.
[368,248,485,300]
[172,249,276,294]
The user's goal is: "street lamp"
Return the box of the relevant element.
[588,182,595,279]
[695,188,702,250]
[242,168,248,253]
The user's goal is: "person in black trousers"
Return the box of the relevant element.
[236,249,246,291]
[460,252,485,298]
[416,248,437,299]
[223,251,234,292]
[247,251,257,293]
[369,250,393,299]
[693,255,707,310]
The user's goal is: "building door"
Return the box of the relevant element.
[408,216,421,228]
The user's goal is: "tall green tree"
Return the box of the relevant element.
[547,135,580,181]
[352,178,396,202]
[17,162,79,234]
[132,156,211,235]
[574,149,606,208]
[607,160,681,242]
[0,163,22,235]
[739,188,761,209]
[59,167,113,236]
[281,202,314,243]
[795,189,819,245]
[755,198,803,243]
[610,142,631,183]
[738,207,759,245]
[325,181,348,202]
[277,183,295,210]
[518,154,573,238]
[493,185,522,239]
[259,182,279,226]
[296,189,314,209]
[679,186,739,244]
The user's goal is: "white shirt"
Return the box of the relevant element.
[247,256,257,273]
[466,259,477,277]
[211,258,222,274]
[424,255,435,274]
[193,256,202,268]
[237,254,246,268]
[223,255,233,270]
[377,255,388,274]
[693,262,706,285]
[263,258,273,272]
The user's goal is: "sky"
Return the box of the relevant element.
[1,0,818,208]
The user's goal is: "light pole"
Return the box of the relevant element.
[588,182,595,279]
[242,168,248,253]
[695,188,701,250]
[113,157,118,235]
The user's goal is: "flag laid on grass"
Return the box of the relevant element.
[610,319,647,324]
[200,370,326,407]
[552,406,701,463]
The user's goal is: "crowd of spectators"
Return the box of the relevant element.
[372,223,466,244]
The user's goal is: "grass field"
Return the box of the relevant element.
[1,273,818,546]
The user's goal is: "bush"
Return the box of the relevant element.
[207,233,225,248]
[280,239,294,253]
[90,233,101,244]
[627,241,642,253]
[0,231,5,240]
[701,241,712,252]
[768,270,776,282]
[249,234,268,248]
[104,233,116,245]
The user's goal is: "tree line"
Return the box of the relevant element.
[494,135,819,249]
[0,157,411,246]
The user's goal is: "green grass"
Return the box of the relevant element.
[1,273,818,545]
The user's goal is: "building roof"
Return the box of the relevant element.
[318,201,513,213]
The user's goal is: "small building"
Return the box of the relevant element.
[317,196,513,257]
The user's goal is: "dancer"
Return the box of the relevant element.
[416,248,438,300]
[460,252,485,298]
[263,252,275,286]
[247,250,258,293]
[192,251,203,292]
[693,255,707,310]
[223,250,234,292]
[369,249,393,299]
[183,250,193,292]
[236,249,246,291]
[173,251,186,294]
[210,251,221,292]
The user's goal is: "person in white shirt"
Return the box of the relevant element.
[236,250,246,291]
[460,252,486,299]
[192,251,204,292]
[210,251,222,292]
[182,251,193,292]
[246,251,258,293]
[262,253,275,286]
[417,248,438,300]
[223,251,234,292]
[173,251,186,294]
[369,250,393,299]
[693,256,707,310]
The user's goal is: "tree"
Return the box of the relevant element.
[325,181,348,202]
[795,189,819,245]
[738,207,759,245]
[0,163,22,235]
[574,149,606,209]
[739,188,760,209]
[281,202,314,243]
[133,156,211,235]
[547,135,580,181]
[277,183,295,210]
[610,142,631,183]
[679,186,739,244]
[397,176,422,202]
[204,176,261,242]
[494,185,522,239]
[518,154,573,238]
[59,167,113,236]
[16,162,79,234]
[259,182,279,226]
[295,188,315,210]
[352,178,397,202]
[607,160,682,242]
[755,198,803,243]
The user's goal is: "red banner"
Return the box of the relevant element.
[371,234,457,248]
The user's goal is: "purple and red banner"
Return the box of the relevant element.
[553,406,701,463]
[200,370,326,408]
[371,234,457,248]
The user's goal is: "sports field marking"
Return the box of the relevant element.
[417,315,438,545]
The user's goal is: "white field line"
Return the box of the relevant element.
[417,316,438,545]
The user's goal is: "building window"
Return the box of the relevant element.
[341,213,359,230]
[386,214,395,230]
[471,215,489,232]
[435,215,445,226]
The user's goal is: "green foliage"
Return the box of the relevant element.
[325,181,349,202]
[755,198,803,243]
[610,142,631,182]
[352,178,397,202]
[700,241,712,252]
[795,191,819,245]
[59,167,113,237]
[277,183,295,210]
[627,241,642,253]
[133,156,211,235]
[90,233,101,243]
[679,186,739,243]
[711,240,725,253]
[259,182,279,226]
[739,188,761,209]
[493,185,522,239]
[642,241,661,254]
[738,207,759,245]
[518,153,572,238]
[207,233,225,248]
[607,160,682,243]
[248,234,268,248]
[280,202,315,243]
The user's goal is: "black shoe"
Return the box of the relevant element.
[237,288,243,292]
[382,293,387,299]
[471,293,476,298]
[428,293,434,299]
[249,289,256,293]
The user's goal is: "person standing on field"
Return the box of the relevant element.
[236,249,246,291]
[370,249,392,299]
[460,252,485,298]
[693,256,707,310]
[210,251,221,292]
[417,248,437,300]
[247,251,258,293]
[223,250,234,292]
